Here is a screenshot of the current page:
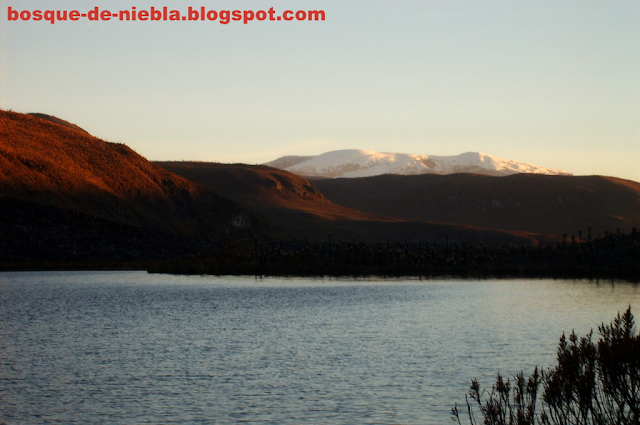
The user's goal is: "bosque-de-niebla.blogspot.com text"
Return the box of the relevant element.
[7,6,326,25]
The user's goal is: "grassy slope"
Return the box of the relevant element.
[0,110,256,237]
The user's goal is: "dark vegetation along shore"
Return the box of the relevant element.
[1,110,639,279]
[453,306,640,425]
[147,229,639,280]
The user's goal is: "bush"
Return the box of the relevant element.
[452,306,639,425]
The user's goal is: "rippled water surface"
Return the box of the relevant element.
[1,272,638,424]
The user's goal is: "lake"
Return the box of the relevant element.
[1,271,637,424]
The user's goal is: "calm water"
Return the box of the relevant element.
[1,272,638,424]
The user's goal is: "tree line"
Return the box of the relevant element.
[148,227,639,281]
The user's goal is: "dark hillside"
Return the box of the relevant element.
[0,198,204,268]
[157,162,541,245]
[313,173,640,237]
[155,162,388,221]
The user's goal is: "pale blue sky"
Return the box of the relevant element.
[1,1,639,180]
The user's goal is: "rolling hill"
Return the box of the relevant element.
[312,173,640,237]
[157,162,542,245]
[0,110,273,265]
[0,110,256,236]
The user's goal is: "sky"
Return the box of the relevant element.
[1,0,639,181]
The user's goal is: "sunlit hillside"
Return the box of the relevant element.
[0,110,251,236]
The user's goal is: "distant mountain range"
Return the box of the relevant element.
[265,149,571,178]
[2,110,638,270]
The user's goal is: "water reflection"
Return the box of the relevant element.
[0,272,637,424]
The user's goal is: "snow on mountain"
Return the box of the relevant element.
[265,149,571,178]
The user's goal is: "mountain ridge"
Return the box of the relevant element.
[265,149,571,178]
[312,173,640,237]
[156,161,540,245]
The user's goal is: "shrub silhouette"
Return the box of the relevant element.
[452,306,639,425]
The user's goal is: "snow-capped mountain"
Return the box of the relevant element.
[265,149,571,178]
